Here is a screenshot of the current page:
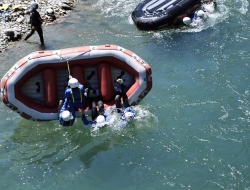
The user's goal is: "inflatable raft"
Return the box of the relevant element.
[1,44,152,121]
[132,0,201,30]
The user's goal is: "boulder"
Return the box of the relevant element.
[1,4,9,11]
[46,8,54,14]
[16,16,24,23]
[60,3,72,10]
[12,4,22,12]
[4,29,15,37]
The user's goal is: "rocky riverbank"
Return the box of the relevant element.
[0,0,77,53]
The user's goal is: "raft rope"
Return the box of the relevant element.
[54,51,91,76]
[67,61,70,75]
[54,52,88,104]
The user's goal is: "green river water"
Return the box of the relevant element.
[0,0,250,189]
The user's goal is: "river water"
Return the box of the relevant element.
[1,0,250,189]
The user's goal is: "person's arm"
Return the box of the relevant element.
[58,98,69,125]
[59,98,69,116]
[68,101,75,122]
[58,117,63,125]
[37,11,43,24]
[124,107,136,116]
[82,114,96,126]
[103,113,110,122]
[79,83,85,94]
[64,87,70,98]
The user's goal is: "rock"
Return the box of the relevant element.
[1,4,9,11]
[16,16,24,23]
[60,3,72,10]
[14,27,22,32]
[46,8,54,14]
[4,29,15,36]
[12,4,22,11]
[62,0,71,5]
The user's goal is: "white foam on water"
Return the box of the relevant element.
[90,104,157,135]
[179,3,230,33]
[93,0,141,17]
[235,0,249,14]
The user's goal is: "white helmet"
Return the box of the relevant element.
[68,78,79,88]
[96,115,106,127]
[124,112,134,122]
[31,1,38,9]
[62,110,71,121]
[204,4,215,13]
[197,10,205,18]
[183,17,191,25]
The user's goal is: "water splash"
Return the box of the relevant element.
[90,104,157,134]
[179,3,229,33]
[93,0,141,17]
[235,0,249,14]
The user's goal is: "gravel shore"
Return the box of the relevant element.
[0,0,77,53]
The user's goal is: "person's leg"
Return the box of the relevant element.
[85,88,93,109]
[36,27,44,44]
[121,84,130,108]
[98,100,104,115]
[122,96,130,108]
[58,100,63,117]
[115,95,122,113]
[92,101,97,120]
[24,29,35,41]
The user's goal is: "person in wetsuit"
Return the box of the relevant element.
[82,79,136,129]
[58,98,75,126]
[23,1,44,44]
[65,76,86,109]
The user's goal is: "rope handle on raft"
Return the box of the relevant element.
[67,61,70,75]
[54,50,91,76]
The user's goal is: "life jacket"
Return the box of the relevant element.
[61,119,73,126]
[70,87,83,103]
[30,10,42,26]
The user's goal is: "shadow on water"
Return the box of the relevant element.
[8,120,105,169]
[7,113,156,170]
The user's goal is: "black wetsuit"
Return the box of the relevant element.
[114,82,129,112]
[24,9,44,44]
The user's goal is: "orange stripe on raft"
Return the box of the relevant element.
[15,57,28,68]
[71,65,85,86]
[123,49,134,56]
[43,68,58,108]
[126,78,140,98]
[59,46,91,56]
[6,69,15,78]
[96,44,118,50]
[97,63,113,102]
[31,50,54,59]
[1,77,7,96]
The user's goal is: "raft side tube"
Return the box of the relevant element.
[71,65,86,86]
[43,68,58,108]
[97,63,113,102]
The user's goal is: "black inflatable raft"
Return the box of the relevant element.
[131,0,201,30]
